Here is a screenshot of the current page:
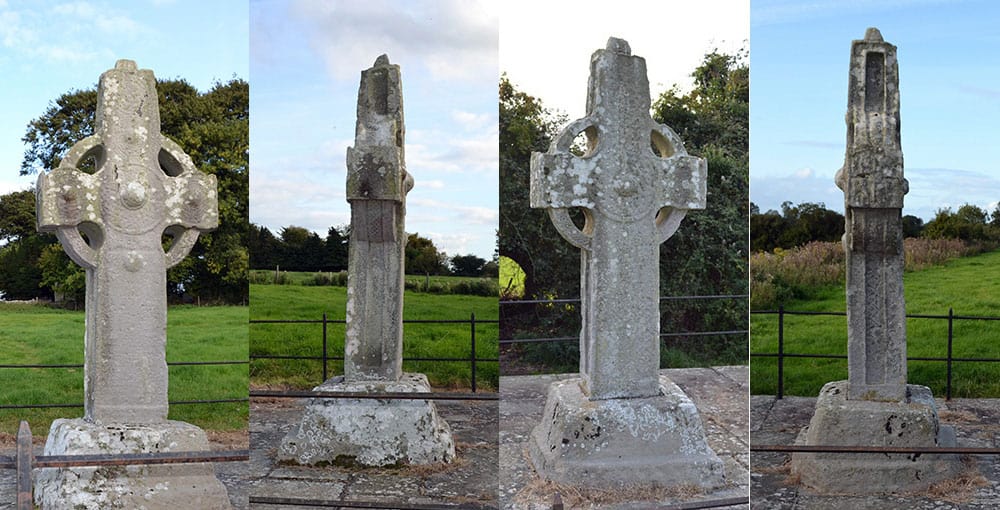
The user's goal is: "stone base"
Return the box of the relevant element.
[791,380,965,494]
[528,375,725,489]
[278,373,455,466]
[34,418,232,510]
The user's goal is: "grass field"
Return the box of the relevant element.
[751,249,1000,398]
[0,303,248,434]
[250,284,498,391]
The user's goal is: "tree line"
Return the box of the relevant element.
[752,200,1000,253]
[1,78,249,305]
[249,223,498,278]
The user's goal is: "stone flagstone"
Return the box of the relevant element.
[278,55,454,467]
[790,28,964,494]
[526,38,724,489]
[33,60,230,509]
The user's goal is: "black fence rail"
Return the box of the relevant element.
[750,306,1000,399]
[5,421,248,510]
[499,294,749,345]
[0,360,249,410]
[250,314,498,392]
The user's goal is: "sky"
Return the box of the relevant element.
[250,0,499,260]
[500,0,749,125]
[0,0,248,194]
[751,0,1000,222]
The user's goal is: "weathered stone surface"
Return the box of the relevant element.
[528,375,725,489]
[36,59,218,424]
[33,59,228,509]
[278,55,453,468]
[834,27,908,403]
[344,54,413,383]
[530,37,706,401]
[35,419,230,510]
[278,374,455,466]
[790,381,962,494]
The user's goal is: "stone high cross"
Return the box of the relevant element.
[835,28,909,402]
[36,60,218,424]
[344,54,414,382]
[530,38,706,400]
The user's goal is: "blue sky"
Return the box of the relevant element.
[751,0,1000,221]
[249,0,498,260]
[0,0,248,195]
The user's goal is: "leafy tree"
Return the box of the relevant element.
[902,215,924,238]
[18,78,249,304]
[38,244,84,305]
[248,223,281,269]
[324,225,349,272]
[749,201,844,252]
[405,233,449,276]
[450,254,487,277]
[0,190,53,300]
[923,204,994,242]
[498,75,576,300]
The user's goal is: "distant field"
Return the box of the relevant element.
[0,303,248,434]
[751,249,1000,398]
[250,284,498,391]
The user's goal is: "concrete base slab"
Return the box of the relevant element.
[527,375,726,489]
[278,373,455,466]
[791,380,965,494]
[34,418,232,510]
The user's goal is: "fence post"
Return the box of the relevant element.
[16,421,32,510]
[947,307,954,401]
[552,492,564,510]
[470,312,477,394]
[777,305,784,400]
[322,313,328,383]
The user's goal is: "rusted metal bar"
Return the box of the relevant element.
[470,312,477,394]
[250,390,498,401]
[33,449,248,468]
[659,496,750,509]
[551,493,563,510]
[249,495,490,509]
[16,421,31,510]
[753,444,1000,454]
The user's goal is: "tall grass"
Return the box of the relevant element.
[751,238,983,309]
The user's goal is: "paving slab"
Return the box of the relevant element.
[751,394,1000,508]
[249,395,498,508]
[502,367,750,509]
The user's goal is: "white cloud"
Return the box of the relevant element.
[793,167,813,179]
[289,0,497,82]
[451,110,493,131]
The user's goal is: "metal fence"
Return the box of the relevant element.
[499,294,748,346]
[750,306,1000,399]
[4,420,248,510]
[249,313,498,392]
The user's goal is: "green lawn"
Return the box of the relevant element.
[0,303,248,434]
[751,249,1000,398]
[250,284,498,391]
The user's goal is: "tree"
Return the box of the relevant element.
[248,223,280,269]
[451,254,487,277]
[324,225,349,272]
[0,190,53,300]
[498,75,577,300]
[902,215,924,238]
[749,201,844,252]
[923,204,994,242]
[18,78,249,304]
[405,234,448,276]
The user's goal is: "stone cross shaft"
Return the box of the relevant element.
[344,54,414,382]
[35,60,218,424]
[835,28,909,402]
[530,38,706,400]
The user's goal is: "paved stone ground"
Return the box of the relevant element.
[501,367,750,510]
[751,395,1000,509]
[0,436,249,509]
[248,395,499,509]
